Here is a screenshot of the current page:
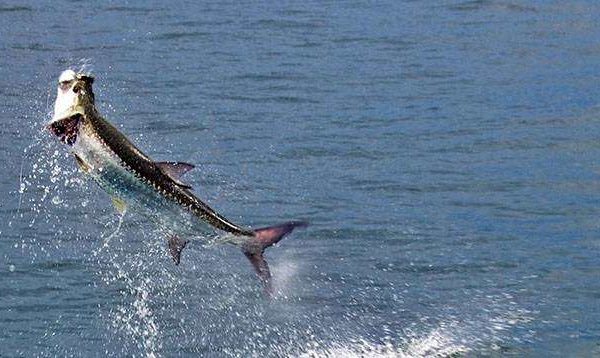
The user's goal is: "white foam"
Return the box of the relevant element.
[297,329,470,358]
[296,295,533,358]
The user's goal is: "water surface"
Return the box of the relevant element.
[1,1,599,356]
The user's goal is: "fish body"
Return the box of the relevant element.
[72,110,251,240]
[47,70,306,294]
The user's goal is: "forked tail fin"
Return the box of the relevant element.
[242,221,308,296]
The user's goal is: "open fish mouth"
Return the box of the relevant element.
[47,113,82,145]
[48,69,95,145]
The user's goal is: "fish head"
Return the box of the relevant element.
[48,69,95,144]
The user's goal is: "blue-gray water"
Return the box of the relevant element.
[1,1,599,356]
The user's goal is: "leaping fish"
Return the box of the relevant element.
[47,69,307,296]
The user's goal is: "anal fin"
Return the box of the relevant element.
[168,236,189,265]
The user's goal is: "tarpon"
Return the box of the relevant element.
[47,69,306,295]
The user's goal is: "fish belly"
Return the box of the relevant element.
[72,131,214,240]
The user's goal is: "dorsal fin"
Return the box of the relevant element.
[156,161,195,188]
[156,161,195,179]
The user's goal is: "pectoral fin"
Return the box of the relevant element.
[73,153,92,173]
[111,196,127,215]
[168,236,189,265]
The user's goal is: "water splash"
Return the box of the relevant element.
[76,59,94,77]
[297,295,533,357]
[15,124,536,357]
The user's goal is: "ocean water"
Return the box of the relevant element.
[1,1,599,356]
